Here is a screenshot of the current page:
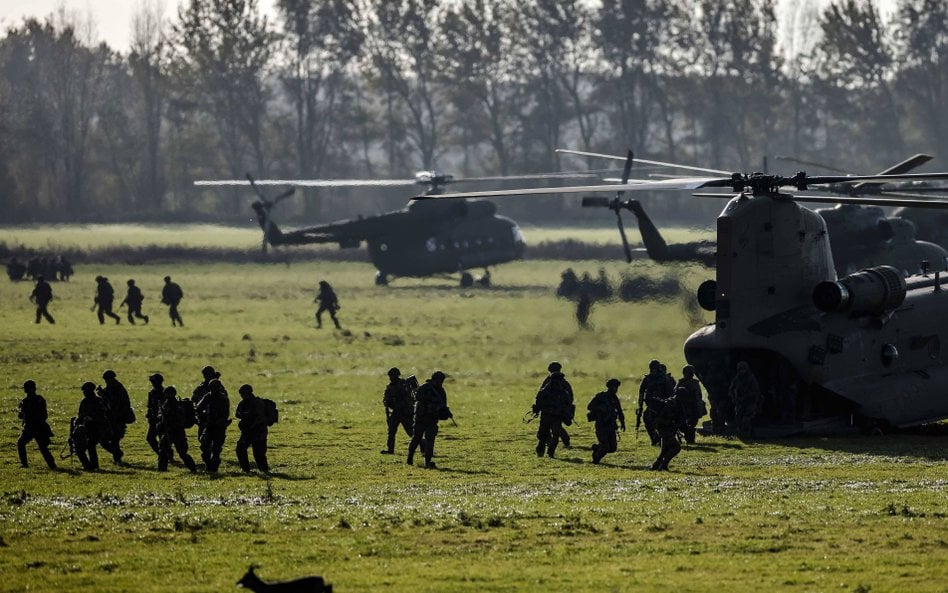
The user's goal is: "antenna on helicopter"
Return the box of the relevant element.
[246,173,295,253]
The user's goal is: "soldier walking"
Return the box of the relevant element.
[729,361,761,438]
[94,276,121,324]
[161,276,184,327]
[537,362,573,449]
[75,382,110,471]
[155,386,197,472]
[407,371,449,469]
[30,275,55,324]
[120,279,149,324]
[638,360,671,445]
[587,379,626,464]
[315,280,341,329]
[381,367,415,455]
[650,387,684,471]
[196,378,230,472]
[235,384,271,473]
[533,365,574,458]
[98,370,133,464]
[145,373,165,456]
[17,380,57,469]
[676,365,706,444]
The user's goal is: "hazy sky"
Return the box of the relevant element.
[0,0,898,54]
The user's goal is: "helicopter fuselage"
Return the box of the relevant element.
[684,193,948,432]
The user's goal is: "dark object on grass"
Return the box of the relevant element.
[237,565,332,592]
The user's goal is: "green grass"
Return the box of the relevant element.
[1,257,946,592]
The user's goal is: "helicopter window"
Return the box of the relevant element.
[880,344,899,367]
[475,239,482,246]
[425,238,436,252]
[462,240,469,249]
[453,241,460,249]
[380,243,389,252]
[488,237,495,244]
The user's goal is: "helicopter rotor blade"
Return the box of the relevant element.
[272,187,296,205]
[557,148,731,176]
[773,156,850,174]
[581,196,613,208]
[614,205,633,263]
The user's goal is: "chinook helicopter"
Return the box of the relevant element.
[419,166,948,435]
[195,171,595,286]
[568,149,948,277]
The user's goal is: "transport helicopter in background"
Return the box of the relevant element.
[567,149,948,277]
[195,170,596,286]
[417,164,948,436]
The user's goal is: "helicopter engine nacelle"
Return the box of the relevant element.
[812,265,906,316]
[877,217,917,243]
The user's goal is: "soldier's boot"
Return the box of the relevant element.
[182,454,197,473]
[39,446,56,470]
[17,443,28,468]
[128,314,135,325]
[425,461,437,469]
[333,319,341,329]
[157,453,169,472]
[143,315,149,324]
[535,440,544,457]
[406,452,414,466]
[591,444,603,464]
[236,446,251,473]
[547,442,557,458]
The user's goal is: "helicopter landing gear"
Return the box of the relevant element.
[375,271,388,286]
[459,272,474,288]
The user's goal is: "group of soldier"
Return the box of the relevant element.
[16,365,277,475]
[382,368,451,468]
[27,274,185,326]
[6,255,73,282]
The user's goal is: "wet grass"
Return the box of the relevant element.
[0,257,946,592]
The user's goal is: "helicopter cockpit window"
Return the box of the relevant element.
[425,238,437,252]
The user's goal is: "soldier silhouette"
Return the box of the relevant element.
[17,380,57,469]
[315,280,341,329]
[30,275,55,324]
[94,276,121,324]
[120,279,149,324]
[161,276,184,326]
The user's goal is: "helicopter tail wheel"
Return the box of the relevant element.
[460,272,474,288]
[375,271,388,286]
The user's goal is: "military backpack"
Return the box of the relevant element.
[261,398,279,426]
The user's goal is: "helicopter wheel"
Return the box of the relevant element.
[375,272,388,286]
[459,272,474,288]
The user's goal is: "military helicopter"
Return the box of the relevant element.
[195,170,596,286]
[419,166,948,435]
[567,149,948,277]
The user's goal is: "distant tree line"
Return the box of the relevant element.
[0,0,944,224]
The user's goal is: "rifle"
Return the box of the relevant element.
[522,408,539,424]
[60,417,77,460]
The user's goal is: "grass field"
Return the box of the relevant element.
[1,253,947,592]
[0,223,713,252]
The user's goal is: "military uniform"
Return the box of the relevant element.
[145,374,165,455]
[639,362,671,445]
[587,379,625,464]
[17,381,56,469]
[196,379,230,472]
[121,280,149,324]
[729,362,761,438]
[235,385,270,473]
[382,369,415,455]
[98,371,132,464]
[94,276,121,324]
[156,387,196,472]
[30,276,55,324]
[76,383,110,471]
[675,366,705,444]
[650,389,683,471]
[161,276,184,326]
[407,372,448,469]
[315,281,341,329]
[537,362,573,449]
[533,371,574,458]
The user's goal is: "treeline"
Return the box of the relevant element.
[0,0,945,224]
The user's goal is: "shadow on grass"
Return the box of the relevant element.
[553,456,585,465]
[764,425,948,461]
[433,466,492,476]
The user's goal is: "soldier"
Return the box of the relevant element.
[575,291,592,328]
[192,365,224,409]
[55,255,73,281]
[638,360,671,445]
[407,371,449,469]
[676,365,706,444]
[156,386,196,472]
[381,367,415,455]
[587,378,626,464]
[120,279,149,325]
[75,381,109,471]
[196,378,230,472]
[17,380,57,469]
[7,257,26,281]
[235,384,270,473]
[537,361,573,449]
[315,280,341,329]
[93,276,121,324]
[29,275,55,324]
[533,364,574,458]
[556,268,579,298]
[98,370,133,464]
[161,275,184,327]
[650,387,684,471]
[729,361,762,438]
[145,373,165,456]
